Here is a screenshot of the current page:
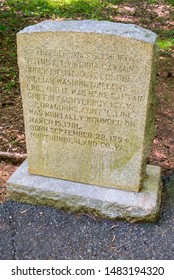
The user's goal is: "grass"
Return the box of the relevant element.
[157,30,174,53]
[6,0,173,19]
[158,38,174,51]
[3,0,174,19]
[6,0,109,18]
[167,0,174,5]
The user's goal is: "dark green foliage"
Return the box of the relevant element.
[0,24,8,31]
[166,0,174,5]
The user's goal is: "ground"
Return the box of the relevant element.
[0,0,174,202]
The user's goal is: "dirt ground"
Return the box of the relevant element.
[0,1,174,202]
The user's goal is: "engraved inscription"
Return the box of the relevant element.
[21,45,147,154]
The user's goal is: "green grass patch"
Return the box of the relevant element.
[6,0,109,18]
[5,0,174,19]
[158,38,174,51]
[166,0,174,5]
[0,24,8,31]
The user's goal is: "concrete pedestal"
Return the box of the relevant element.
[7,160,162,222]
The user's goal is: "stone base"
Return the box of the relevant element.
[7,160,162,222]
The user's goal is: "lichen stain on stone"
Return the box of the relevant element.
[112,133,141,170]
[77,146,94,182]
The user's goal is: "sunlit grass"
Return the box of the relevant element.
[158,38,174,51]
[6,0,109,18]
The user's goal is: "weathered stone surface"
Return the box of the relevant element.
[17,20,157,191]
[7,160,162,222]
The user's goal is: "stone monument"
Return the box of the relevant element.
[7,20,162,222]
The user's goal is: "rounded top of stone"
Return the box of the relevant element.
[18,20,157,43]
